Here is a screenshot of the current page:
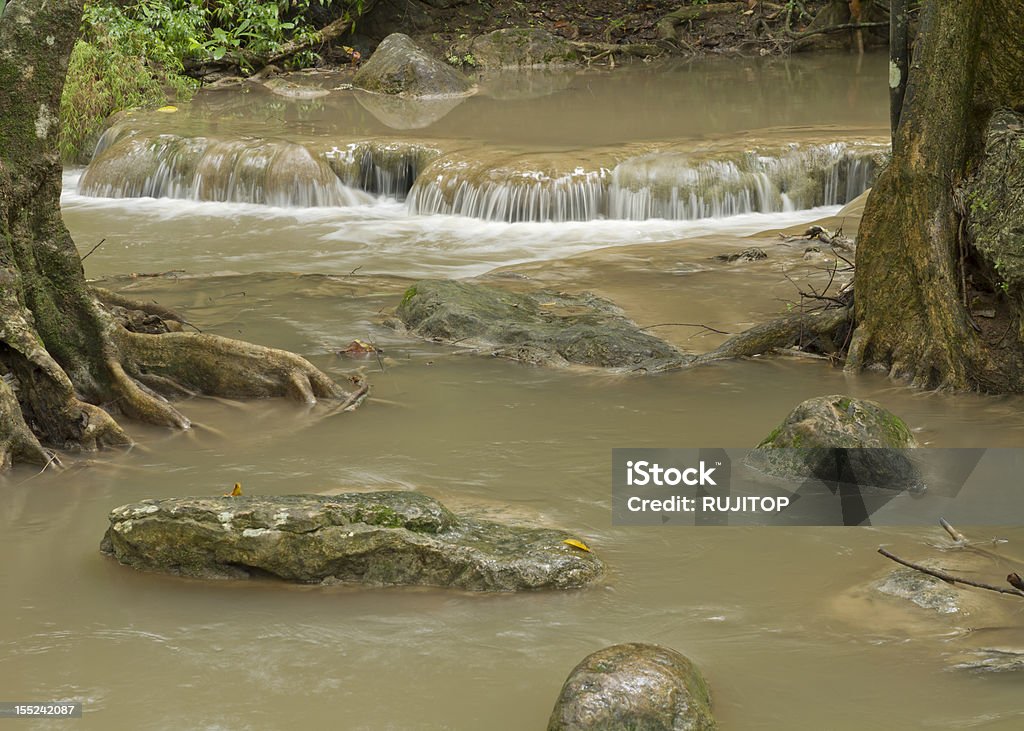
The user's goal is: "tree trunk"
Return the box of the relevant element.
[0,0,361,470]
[848,0,1024,392]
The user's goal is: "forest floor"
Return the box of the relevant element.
[345,0,887,63]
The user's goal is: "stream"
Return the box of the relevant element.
[3,53,1024,730]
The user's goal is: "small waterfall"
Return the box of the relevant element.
[324,142,441,200]
[79,131,883,220]
[609,142,877,221]
[408,143,882,223]
[80,134,372,207]
[407,158,609,222]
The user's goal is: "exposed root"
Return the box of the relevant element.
[111,327,347,404]
[93,287,189,329]
[0,376,52,469]
[664,306,853,372]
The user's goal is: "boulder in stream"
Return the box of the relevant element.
[547,643,717,731]
[354,33,472,97]
[745,395,922,491]
[470,28,580,68]
[395,279,684,371]
[100,491,603,591]
[712,247,767,263]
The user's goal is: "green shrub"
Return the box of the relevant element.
[59,1,366,161]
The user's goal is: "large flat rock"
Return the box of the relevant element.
[395,279,684,371]
[101,491,603,591]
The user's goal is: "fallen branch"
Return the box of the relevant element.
[788,20,888,39]
[640,322,732,335]
[690,305,851,364]
[877,547,1024,598]
[266,14,356,67]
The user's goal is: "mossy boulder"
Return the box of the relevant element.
[395,279,684,371]
[100,491,603,591]
[354,33,472,97]
[470,28,579,68]
[965,110,1024,293]
[547,643,717,731]
[745,395,922,489]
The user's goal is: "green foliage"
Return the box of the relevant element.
[59,0,366,161]
[60,39,177,163]
[80,0,365,71]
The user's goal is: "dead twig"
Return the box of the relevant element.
[640,322,732,335]
[940,517,967,543]
[877,547,1024,598]
[81,238,106,262]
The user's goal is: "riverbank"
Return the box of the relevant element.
[350,0,888,64]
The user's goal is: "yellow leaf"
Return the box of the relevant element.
[225,482,243,497]
[563,538,591,552]
[156,105,178,113]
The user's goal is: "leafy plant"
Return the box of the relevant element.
[60,0,367,161]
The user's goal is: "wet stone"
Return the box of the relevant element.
[100,491,603,591]
[469,28,580,68]
[395,279,684,371]
[547,643,717,731]
[354,33,472,97]
[712,247,767,263]
[745,395,922,490]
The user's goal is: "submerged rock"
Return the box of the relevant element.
[396,279,684,371]
[354,33,472,97]
[470,28,579,68]
[547,643,716,731]
[745,395,922,491]
[712,247,767,263]
[951,647,1024,673]
[874,565,965,614]
[101,491,603,591]
[257,77,329,99]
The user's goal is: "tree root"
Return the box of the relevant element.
[663,306,852,372]
[112,328,345,403]
[0,376,52,469]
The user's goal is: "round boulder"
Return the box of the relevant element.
[470,28,579,68]
[547,643,716,731]
[745,395,922,491]
[354,33,472,97]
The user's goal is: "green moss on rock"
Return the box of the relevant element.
[354,33,471,98]
[548,643,717,730]
[746,395,921,489]
[396,279,683,371]
[101,491,604,591]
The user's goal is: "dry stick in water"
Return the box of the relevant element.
[877,547,1024,598]
[940,517,967,543]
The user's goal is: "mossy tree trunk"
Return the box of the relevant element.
[0,0,358,470]
[848,0,1024,391]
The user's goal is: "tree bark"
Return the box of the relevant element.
[0,0,361,470]
[848,0,1024,392]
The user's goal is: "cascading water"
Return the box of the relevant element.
[324,142,441,200]
[406,158,610,223]
[408,143,883,223]
[78,129,884,222]
[79,134,372,207]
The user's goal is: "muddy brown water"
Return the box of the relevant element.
[5,54,1024,730]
